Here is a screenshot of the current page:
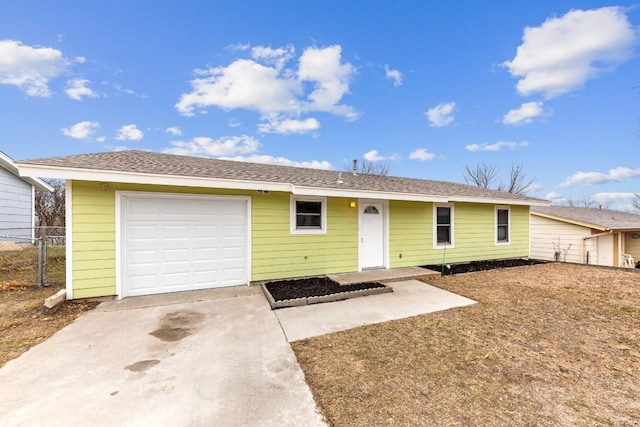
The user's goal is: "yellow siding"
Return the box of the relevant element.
[251,194,358,280]
[388,200,433,267]
[70,181,358,297]
[389,201,530,267]
[71,180,531,298]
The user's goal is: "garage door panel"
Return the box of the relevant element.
[122,195,249,297]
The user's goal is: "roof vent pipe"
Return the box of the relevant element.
[352,159,358,176]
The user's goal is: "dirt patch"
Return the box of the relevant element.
[0,246,98,367]
[293,263,640,426]
[421,258,547,275]
[265,277,387,301]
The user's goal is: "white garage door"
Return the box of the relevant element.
[121,193,249,298]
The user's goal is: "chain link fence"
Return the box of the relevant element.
[0,227,65,287]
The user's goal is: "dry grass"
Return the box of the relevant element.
[0,246,97,367]
[293,263,640,426]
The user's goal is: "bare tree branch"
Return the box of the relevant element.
[497,163,536,195]
[463,163,498,188]
[563,197,610,208]
[35,179,65,227]
[632,193,640,211]
[346,160,391,176]
[464,162,535,195]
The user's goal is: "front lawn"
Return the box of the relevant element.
[293,263,640,426]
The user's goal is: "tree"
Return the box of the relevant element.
[563,197,610,209]
[497,163,536,195]
[35,179,65,227]
[463,162,535,195]
[346,159,391,176]
[633,193,640,211]
[463,163,498,188]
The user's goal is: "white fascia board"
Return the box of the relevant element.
[530,211,606,231]
[450,196,550,206]
[16,164,293,192]
[292,185,449,203]
[2,156,53,192]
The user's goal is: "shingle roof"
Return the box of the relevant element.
[532,206,640,230]
[18,150,547,204]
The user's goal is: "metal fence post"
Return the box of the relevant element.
[36,238,44,287]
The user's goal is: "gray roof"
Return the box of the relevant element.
[19,150,547,204]
[532,206,640,230]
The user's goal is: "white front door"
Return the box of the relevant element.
[359,202,385,269]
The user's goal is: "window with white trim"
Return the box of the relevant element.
[290,196,327,234]
[433,204,454,248]
[496,206,510,244]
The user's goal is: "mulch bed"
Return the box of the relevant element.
[421,258,547,275]
[265,277,387,301]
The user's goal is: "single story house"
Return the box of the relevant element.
[0,151,53,244]
[530,206,640,268]
[17,150,549,299]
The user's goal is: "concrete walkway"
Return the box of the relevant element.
[328,266,438,284]
[0,288,326,427]
[275,279,476,342]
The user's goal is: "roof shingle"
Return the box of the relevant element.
[532,206,640,230]
[19,150,548,203]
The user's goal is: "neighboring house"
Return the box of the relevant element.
[18,150,549,299]
[0,151,53,243]
[530,206,640,268]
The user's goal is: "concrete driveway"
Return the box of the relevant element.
[0,287,326,427]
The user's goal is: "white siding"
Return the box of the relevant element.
[530,215,594,263]
[0,167,34,241]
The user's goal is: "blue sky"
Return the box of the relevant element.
[1,1,639,210]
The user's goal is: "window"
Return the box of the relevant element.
[290,196,327,234]
[496,207,510,244]
[433,204,454,248]
[364,205,379,214]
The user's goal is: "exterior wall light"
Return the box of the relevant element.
[349,200,357,208]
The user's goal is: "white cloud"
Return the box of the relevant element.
[409,148,436,161]
[257,117,320,134]
[65,78,98,101]
[465,141,529,152]
[592,192,637,202]
[0,39,68,97]
[61,121,99,140]
[363,150,385,162]
[251,45,295,70]
[176,59,301,116]
[298,45,358,119]
[503,7,636,98]
[163,135,260,157]
[220,154,332,170]
[96,136,106,143]
[175,44,358,125]
[560,167,640,187]
[502,101,546,126]
[75,56,87,64]
[545,191,563,200]
[384,64,402,86]
[425,102,455,127]
[165,126,182,136]
[116,124,144,141]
